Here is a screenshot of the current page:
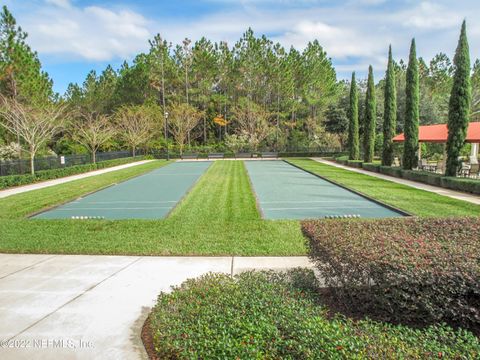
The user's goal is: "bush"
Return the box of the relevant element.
[401,170,443,186]
[362,162,381,173]
[346,159,363,168]
[302,217,480,331]
[0,156,147,189]
[147,270,480,359]
[379,165,403,177]
[441,177,480,194]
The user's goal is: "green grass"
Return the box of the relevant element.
[287,158,480,217]
[0,160,305,256]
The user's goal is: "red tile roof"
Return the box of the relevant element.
[392,122,480,143]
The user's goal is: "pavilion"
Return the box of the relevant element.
[392,122,480,162]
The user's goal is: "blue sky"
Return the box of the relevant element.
[4,0,480,94]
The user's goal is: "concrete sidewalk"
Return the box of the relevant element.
[0,160,154,199]
[0,254,312,359]
[312,158,480,205]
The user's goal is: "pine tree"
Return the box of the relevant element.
[363,66,376,163]
[348,72,359,159]
[0,6,53,105]
[445,21,471,176]
[403,39,419,170]
[382,45,397,166]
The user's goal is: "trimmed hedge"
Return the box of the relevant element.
[334,156,480,195]
[302,217,480,331]
[0,156,148,190]
[148,270,480,359]
[362,162,381,173]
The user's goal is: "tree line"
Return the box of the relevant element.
[347,21,472,177]
[0,5,479,176]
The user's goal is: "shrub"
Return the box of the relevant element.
[362,162,380,173]
[302,217,480,331]
[148,270,480,359]
[347,159,363,168]
[401,170,443,186]
[441,177,480,195]
[379,165,403,177]
[0,156,146,189]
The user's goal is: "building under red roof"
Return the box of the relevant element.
[393,122,480,143]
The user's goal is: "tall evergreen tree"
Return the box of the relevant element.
[403,39,419,170]
[445,21,471,176]
[0,6,53,105]
[363,66,376,163]
[382,45,397,166]
[348,72,359,159]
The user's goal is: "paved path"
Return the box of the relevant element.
[312,158,480,205]
[0,254,312,359]
[0,160,154,199]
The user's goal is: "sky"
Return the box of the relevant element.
[3,0,480,94]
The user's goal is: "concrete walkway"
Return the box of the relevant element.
[312,158,480,205]
[0,254,312,359]
[0,160,153,199]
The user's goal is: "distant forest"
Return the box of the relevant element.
[1,5,479,161]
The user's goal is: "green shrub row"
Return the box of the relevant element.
[148,270,480,359]
[0,156,148,190]
[335,157,480,195]
[302,217,480,331]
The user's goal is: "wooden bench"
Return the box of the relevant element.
[235,152,252,159]
[260,152,278,159]
[207,153,225,160]
[181,153,199,160]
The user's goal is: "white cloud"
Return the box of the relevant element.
[44,0,71,9]
[22,2,151,61]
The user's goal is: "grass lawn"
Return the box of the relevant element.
[287,158,480,217]
[0,160,305,256]
[1,158,479,256]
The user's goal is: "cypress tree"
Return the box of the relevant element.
[445,20,471,176]
[403,39,419,170]
[382,45,397,166]
[363,65,376,163]
[348,72,359,160]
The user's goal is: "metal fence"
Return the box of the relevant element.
[0,150,133,176]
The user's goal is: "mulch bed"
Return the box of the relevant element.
[141,314,160,360]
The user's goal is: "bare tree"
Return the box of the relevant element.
[115,105,158,156]
[232,99,272,151]
[0,96,66,174]
[168,103,203,154]
[72,112,115,163]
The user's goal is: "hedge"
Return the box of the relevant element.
[0,156,148,190]
[362,162,381,173]
[147,270,480,359]
[334,156,480,195]
[302,217,480,332]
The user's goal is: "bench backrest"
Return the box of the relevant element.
[208,153,225,158]
[261,152,278,158]
[181,154,199,159]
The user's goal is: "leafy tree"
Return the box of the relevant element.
[168,103,203,154]
[382,46,397,166]
[0,96,66,173]
[115,104,160,156]
[363,66,376,163]
[232,98,272,151]
[446,21,471,176]
[403,39,419,170]
[72,112,115,163]
[348,73,359,160]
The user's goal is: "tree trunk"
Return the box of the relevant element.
[30,153,35,175]
[132,147,136,157]
[92,151,96,164]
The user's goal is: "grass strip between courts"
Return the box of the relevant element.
[287,158,480,217]
[0,160,306,256]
